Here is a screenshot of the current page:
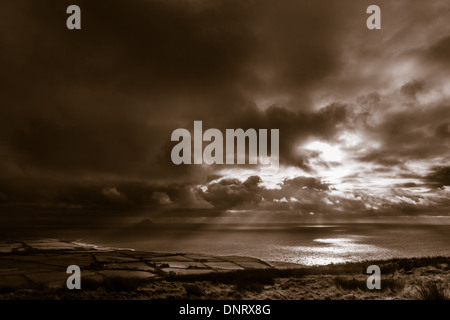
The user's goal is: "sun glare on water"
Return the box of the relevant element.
[276,237,393,266]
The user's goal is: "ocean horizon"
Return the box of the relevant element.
[80,222,450,266]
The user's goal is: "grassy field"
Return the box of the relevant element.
[1,256,449,300]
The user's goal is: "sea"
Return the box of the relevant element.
[87,222,450,266]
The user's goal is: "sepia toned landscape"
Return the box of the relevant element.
[0,239,448,300]
[1,1,450,301]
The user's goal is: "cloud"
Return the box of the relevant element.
[0,0,347,184]
[0,0,450,220]
[213,103,349,171]
[102,187,129,205]
[196,176,262,209]
[281,176,329,191]
[400,80,426,98]
[426,35,450,66]
[425,166,450,188]
[196,175,334,213]
[102,187,122,198]
[151,192,172,205]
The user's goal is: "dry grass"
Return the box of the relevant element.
[416,281,449,300]
[334,276,404,293]
[166,268,306,292]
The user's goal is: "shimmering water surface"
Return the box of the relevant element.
[91,223,450,266]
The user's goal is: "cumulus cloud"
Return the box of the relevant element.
[196,176,263,209]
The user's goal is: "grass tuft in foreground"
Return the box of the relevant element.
[167,269,307,292]
[416,281,449,300]
[334,276,405,293]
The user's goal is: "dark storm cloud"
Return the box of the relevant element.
[0,176,209,211]
[426,35,450,66]
[400,80,426,99]
[0,0,259,178]
[435,122,450,139]
[1,0,450,219]
[215,103,349,171]
[425,166,450,188]
[396,182,419,188]
[351,85,450,169]
[0,1,342,172]
[0,0,351,212]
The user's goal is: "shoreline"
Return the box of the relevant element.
[0,239,449,300]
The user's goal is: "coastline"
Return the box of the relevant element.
[0,239,449,300]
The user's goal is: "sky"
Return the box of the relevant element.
[1,0,450,226]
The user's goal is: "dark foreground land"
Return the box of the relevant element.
[0,239,449,300]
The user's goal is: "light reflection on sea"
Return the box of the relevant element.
[89,223,450,266]
[273,236,394,266]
